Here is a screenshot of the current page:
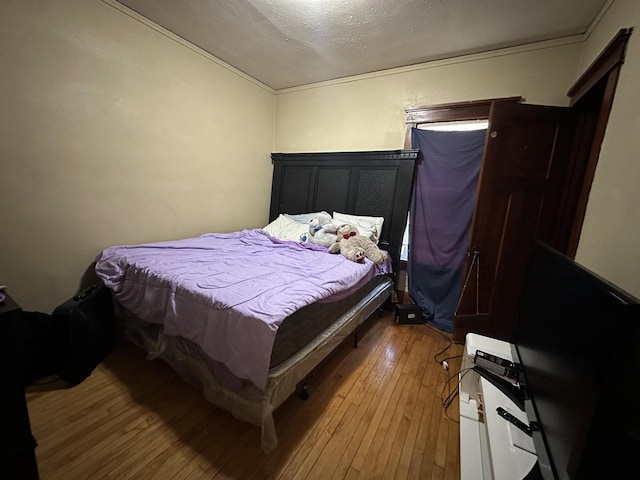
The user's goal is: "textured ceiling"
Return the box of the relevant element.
[116,0,609,90]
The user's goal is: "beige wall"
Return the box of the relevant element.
[274,41,582,152]
[0,0,275,311]
[574,0,640,298]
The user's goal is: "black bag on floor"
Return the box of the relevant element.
[51,285,116,386]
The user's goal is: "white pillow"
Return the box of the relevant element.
[283,212,321,224]
[262,215,309,242]
[333,212,384,244]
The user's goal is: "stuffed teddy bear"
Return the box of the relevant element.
[308,211,339,247]
[328,224,388,265]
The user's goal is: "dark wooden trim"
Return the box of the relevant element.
[404,125,415,149]
[404,97,522,124]
[565,66,622,257]
[560,28,633,256]
[405,102,491,125]
[548,107,594,256]
[404,97,522,148]
[568,28,632,106]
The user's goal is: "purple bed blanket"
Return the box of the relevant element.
[95,229,389,389]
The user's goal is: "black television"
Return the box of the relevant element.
[512,242,640,480]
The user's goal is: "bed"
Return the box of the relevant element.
[95,149,418,451]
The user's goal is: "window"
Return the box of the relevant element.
[400,120,489,262]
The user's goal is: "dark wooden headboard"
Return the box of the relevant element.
[270,150,418,278]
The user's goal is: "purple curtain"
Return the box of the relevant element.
[409,128,485,332]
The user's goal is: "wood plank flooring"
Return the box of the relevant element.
[26,310,464,479]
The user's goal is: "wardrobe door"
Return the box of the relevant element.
[457,101,572,340]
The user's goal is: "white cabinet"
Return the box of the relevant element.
[459,334,537,480]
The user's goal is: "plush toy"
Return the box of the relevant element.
[328,224,388,265]
[308,211,339,247]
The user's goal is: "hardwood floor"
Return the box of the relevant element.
[26,311,464,479]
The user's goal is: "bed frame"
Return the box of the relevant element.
[119,149,418,452]
[270,150,418,279]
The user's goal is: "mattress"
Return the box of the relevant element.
[270,275,390,369]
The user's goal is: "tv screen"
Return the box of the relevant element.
[512,242,640,480]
